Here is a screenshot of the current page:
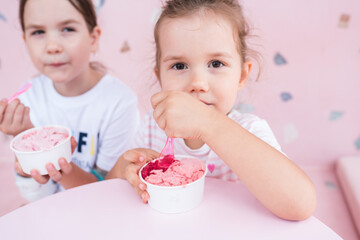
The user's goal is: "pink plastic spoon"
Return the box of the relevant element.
[159,137,175,164]
[8,82,32,103]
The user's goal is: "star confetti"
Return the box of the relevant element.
[152,8,162,24]
[329,111,344,121]
[338,14,350,28]
[325,180,338,189]
[280,92,293,102]
[355,135,360,150]
[274,53,287,65]
[0,13,6,22]
[120,41,131,53]
[94,0,105,11]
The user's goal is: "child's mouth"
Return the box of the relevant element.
[200,99,212,106]
[48,62,67,67]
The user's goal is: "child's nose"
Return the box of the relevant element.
[45,36,62,54]
[188,71,209,93]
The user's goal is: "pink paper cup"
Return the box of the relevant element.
[139,155,207,214]
[10,125,72,175]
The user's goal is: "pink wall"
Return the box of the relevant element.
[0,0,359,167]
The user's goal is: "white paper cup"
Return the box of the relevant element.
[139,155,207,214]
[10,125,72,175]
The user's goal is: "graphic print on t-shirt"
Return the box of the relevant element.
[71,131,99,171]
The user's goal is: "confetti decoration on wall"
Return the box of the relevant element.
[274,53,287,65]
[329,111,344,121]
[234,103,254,113]
[325,180,338,189]
[120,41,130,53]
[338,14,350,28]
[280,92,293,102]
[355,135,360,150]
[93,0,105,11]
[283,123,299,145]
[0,13,6,22]
[152,8,162,24]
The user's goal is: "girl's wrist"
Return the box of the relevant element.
[199,108,225,142]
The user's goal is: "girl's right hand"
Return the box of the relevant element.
[106,148,159,203]
[0,98,33,136]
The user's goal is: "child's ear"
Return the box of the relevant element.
[90,26,101,53]
[154,67,162,86]
[154,67,159,79]
[238,60,252,91]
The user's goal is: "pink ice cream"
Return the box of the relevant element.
[13,127,69,152]
[142,157,206,186]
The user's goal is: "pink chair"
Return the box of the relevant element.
[336,155,360,236]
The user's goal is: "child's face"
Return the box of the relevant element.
[22,0,99,84]
[156,12,251,115]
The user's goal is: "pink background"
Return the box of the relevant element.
[1,0,359,167]
[0,0,359,239]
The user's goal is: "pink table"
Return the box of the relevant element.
[0,178,341,239]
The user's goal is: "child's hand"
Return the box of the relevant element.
[151,91,216,140]
[107,148,159,203]
[15,158,31,178]
[0,98,33,136]
[24,137,77,184]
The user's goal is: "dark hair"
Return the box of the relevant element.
[19,0,97,33]
[154,0,261,80]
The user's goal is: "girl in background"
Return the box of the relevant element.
[107,0,316,221]
[0,0,139,201]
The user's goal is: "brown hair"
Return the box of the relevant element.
[19,0,97,33]
[154,0,261,80]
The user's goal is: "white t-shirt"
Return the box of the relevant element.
[133,110,282,182]
[19,74,139,172]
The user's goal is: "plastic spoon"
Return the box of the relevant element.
[158,137,175,167]
[8,82,32,103]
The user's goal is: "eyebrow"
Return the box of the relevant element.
[25,19,81,31]
[162,52,233,63]
[162,55,184,63]
[207,52,233,59]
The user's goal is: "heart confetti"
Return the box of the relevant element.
[207,164,215,173]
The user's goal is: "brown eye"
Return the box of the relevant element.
[31,30,45,35]
[63,27,75,32]
[209,60,224,68]
[172,63,187,70]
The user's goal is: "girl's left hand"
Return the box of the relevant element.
[30,137,77,184]
[151,91,215,140]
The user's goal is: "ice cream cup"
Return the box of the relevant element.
[10,125,72,175]
[139,155,207,214]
